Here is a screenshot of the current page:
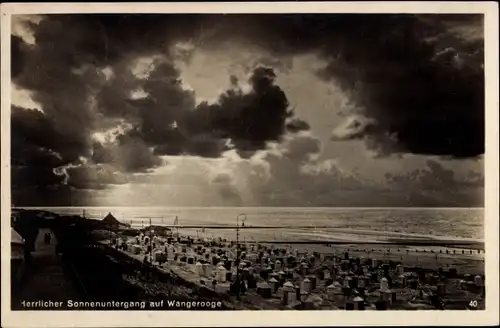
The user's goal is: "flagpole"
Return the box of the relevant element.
[175,216,179,239]
[236,213,247,300]
[149,217,152,263]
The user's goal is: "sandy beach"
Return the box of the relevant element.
[10,209,486,311]
[102,221,485,310]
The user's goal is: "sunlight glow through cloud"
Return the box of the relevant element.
[12,86,43,112]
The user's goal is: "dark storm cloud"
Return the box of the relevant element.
[16,14,203,68]
[310,15,484,158]
[15,14,484,159]
[11,105,82,193]
[95,59,306,159]
[181,66,308,158]
[9,14,192,204]
[11,13,483,206]
[11,35,26,78]
[11,166,64,189]
[146,13,485,158]
[184,14,485,158]
[11,14,310,205]
[11,106,87,165]
[11,17,104,202]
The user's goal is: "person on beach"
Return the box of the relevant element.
[44,232,52,245]
[239,279,247,295]
[142,255,150,280]
[23,242,32,265]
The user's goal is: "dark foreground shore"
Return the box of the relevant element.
[11,209,239,310]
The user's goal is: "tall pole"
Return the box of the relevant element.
[236,217,240,300]
[236,213,247,300]
[176,216,180,239]
[149,217,152,263]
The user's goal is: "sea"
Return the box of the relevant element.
[24,207,484,244]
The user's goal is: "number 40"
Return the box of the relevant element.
[469,300,478,308]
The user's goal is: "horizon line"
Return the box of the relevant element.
[13,205,485,210]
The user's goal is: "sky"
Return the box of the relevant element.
[10,14,485,207]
